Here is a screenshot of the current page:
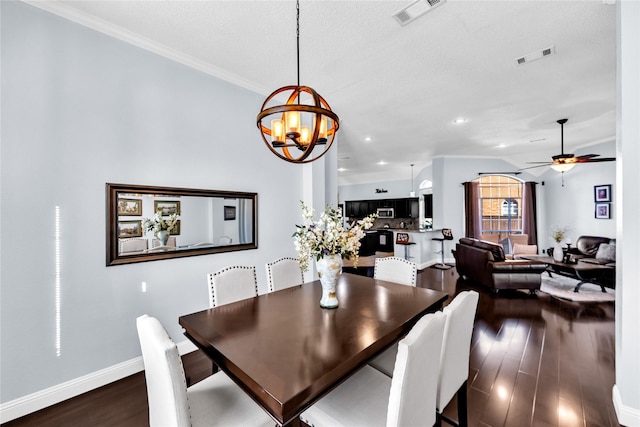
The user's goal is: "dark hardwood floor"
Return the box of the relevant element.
[2,267,619,427]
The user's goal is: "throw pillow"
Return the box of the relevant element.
[595,243,616,261]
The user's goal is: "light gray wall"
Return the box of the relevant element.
[615,0,640,423]
[1,2,304,403]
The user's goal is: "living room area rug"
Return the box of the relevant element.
[540,274,615,302]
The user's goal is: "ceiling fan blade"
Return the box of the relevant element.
[581,157,616,163]
[518,163,553,171]
[575,154,600,161]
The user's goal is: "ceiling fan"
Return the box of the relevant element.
[521,118,616,172]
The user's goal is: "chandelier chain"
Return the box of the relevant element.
[296,0,300,89]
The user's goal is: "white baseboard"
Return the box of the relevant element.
[0,339,198,423]
[613,384,640,426]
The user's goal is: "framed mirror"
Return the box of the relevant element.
[106,183,258,266]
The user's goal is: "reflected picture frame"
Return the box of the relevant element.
[169,220,181,235]
[117,198,142,216]
[154,200,181,216]
[118,220,142,238]
[595,203,611,219]
[224,206,236,220]
[594,184,611,202]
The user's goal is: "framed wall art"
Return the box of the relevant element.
[595,203,611,219]
[169,220,181,235]
[594,184,611,202]
[154,200,181,216]
[224,206,236,220]
[118,220,143,238]
[117,198,142,216]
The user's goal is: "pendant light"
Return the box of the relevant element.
[256,0,340,163]
[409,164,416,197]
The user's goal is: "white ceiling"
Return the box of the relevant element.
[29,0,617,184]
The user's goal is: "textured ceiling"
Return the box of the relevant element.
[30,0,617,184]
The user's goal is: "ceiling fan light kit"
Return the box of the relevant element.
[521,118,616,174]
[256,0,340,164]
[550,162,576,172]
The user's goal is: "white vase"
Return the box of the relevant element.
[156,230,170,246]
[553,242,564,262]
[316,254,342,308]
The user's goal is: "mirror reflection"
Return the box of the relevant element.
[107,183,257,266]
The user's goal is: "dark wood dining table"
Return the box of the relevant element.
[178,273,448,426]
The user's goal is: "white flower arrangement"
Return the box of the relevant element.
[551,226,568,243]
[142,209,179,234]
[293,201,377,272]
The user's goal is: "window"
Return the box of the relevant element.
[477,175,523,240]
[501,198,518,216]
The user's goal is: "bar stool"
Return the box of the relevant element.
[432,228,453,270]
[395,232,416,260]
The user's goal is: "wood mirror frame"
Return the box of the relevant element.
[106,183,258,266]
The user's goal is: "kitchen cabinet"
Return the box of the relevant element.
[394,198,419,218]
[345,201,371,218]
[345,197,419,218]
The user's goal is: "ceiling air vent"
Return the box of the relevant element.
[515,45,556,65]
[393,0,446,26]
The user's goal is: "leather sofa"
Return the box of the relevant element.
[567,235,615,264]
[567,235,616,288]
[452,238,548,291]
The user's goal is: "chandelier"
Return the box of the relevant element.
[256,0,340,163]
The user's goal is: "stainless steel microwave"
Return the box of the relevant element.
[376,207,394,218]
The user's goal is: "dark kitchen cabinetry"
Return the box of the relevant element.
[359,231,378,256]
[394,198,417,218]
[377,230,394,252]
[345,197,419,218]
[345,201,370,218]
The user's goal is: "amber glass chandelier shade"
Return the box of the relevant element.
[257,85,340,163]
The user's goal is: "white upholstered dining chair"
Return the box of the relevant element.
[366,290,479,427]
[136,315,273,427]
[435,290,479,427]
[119,238,148,253]
[207,265,258,308]
[265,257,304,292]
[369,256,418,375]
[299,311,446,427]
[373,256,417,286]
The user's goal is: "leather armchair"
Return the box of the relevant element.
[452,238,547,291]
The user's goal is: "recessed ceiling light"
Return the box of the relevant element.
[339,156,350,161]
[497,144,507,148]
[452,118,467,124]
[364,137,372,142]
[377,161,387,165]
[338,167,347,172]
